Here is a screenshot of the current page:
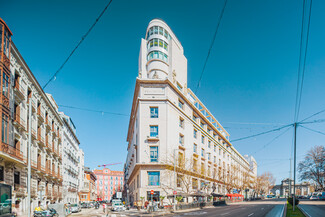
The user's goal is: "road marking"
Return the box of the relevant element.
[220,212,230,216]
[248,213,254,217]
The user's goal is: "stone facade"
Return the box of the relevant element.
[124,19,257,205]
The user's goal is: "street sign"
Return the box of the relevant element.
[117,192,122,198]
[150,190,154,195]
[173,191,177,195]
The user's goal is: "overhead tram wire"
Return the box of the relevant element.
[300,125,325,136]
[194,0,228,94]
[296,0,313,121]
[299,108,325,123]
[42,0,114,90]
[293,0,307,122]
[59,105,129,117]
[250,126,291,155]
[230,123,293,143]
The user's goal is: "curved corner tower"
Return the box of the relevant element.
[138,19,187,89]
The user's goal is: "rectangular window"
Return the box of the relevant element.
[159,26,163,35]
[14,171,20,184]
[179,118,184,128]
[150,107,158,118]
[192,178,198,189]
[201,148,205,158]
[150,126,158,138]
[214,156,216,163]
[193,159,198,172]
[150,146,158,162]
[0,166,3,181]
[2,73,9,98]
[214,145,217,152]
[208,140,211,148]
[178,100,184,110]
[193,144,197,153]
[201,135,205,144]
[179,134,184,145]
[207,153,211,160]
[164,41,168,51]
[148,172,160,186]
[194,129,197,138]
[2,114,8,144]
[192,115,198,123]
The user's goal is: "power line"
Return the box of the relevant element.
[223,121,286,126]
[230,124,293,143]
[43,0,114,89]
[299,108,325,123]
[300,125,325,136]
[194,0,228,94]
[294,0,313,122]
[300,118,325,125]
[59,105,129,117]
[250,127,291,155]
[293,0,306,122]
[296,0,313,120]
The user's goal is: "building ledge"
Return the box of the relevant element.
[147,137,159,142]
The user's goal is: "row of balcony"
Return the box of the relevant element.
[12,183,63,200]
[30,160,63,180]
[0,143,24,162]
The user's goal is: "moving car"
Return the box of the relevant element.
[70,204,81,213]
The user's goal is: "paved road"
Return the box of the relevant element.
[70,199,285,217]
[158,199,286,217]
[299,200,325,217]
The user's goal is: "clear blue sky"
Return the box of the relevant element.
[2,0,325,184]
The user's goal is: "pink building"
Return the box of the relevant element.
[93,168,124,201]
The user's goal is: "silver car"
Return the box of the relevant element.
[70,204,81,213]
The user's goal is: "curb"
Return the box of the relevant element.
[297,205,311,217]
[282,202,287,217]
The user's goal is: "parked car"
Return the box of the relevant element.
[70,204,81,213]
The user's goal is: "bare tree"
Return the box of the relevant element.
[252,172,275,197]
[298,145,325,191]
[162,152,197,203]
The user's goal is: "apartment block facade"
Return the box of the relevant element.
[0,18,85,214]
[93,168,124,201]
[79,167,97,202]
[60,112,80,203]
[0,18,64,214]
[125,19,257,204]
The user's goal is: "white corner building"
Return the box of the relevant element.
[59,112,80,204]
[125,19,257,204]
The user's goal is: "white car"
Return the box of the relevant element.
[111,200,126,211]
[70,204,81,213]
[310,195,319,200]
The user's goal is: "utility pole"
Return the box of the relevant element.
[293,123,297,212]
[289,158,292,196]
[27,101,32,217]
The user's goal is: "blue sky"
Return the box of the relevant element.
[2,0,325,184]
